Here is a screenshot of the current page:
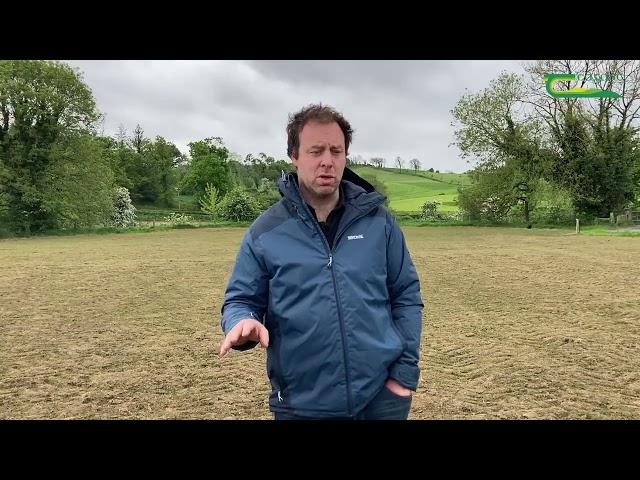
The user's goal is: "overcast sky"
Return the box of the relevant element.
[66,60,527,173]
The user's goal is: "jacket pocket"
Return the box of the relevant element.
[266,319,288,407]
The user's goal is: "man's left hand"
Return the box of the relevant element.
[385,378,412,397]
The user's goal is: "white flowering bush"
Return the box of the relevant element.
[163,212,195,225]
[111,187,137,227]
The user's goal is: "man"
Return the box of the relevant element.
[219,104,424,420]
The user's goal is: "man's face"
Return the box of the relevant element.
[291,120,346,199]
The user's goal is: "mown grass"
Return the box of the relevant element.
[1,226,639,419]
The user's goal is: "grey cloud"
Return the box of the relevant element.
[68,59,526,172]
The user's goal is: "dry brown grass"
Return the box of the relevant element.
[1,227,639,419]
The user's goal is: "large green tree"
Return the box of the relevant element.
[0,60,100,232]
[452,72,549,224]
[181,137,232,199]
[101,126,184,207]
[525,60,640,216]
[40,134,115,229]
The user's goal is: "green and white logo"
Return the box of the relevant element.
[544,73,621,99]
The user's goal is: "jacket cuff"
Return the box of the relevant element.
[389,362,420,391]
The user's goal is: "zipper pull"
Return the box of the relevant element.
[277,391,284,403]
[327,255,333,268]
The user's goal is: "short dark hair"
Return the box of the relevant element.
[286,103,354,158]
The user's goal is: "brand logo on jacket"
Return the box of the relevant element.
[347,234,364,240]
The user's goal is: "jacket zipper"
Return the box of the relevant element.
[327,207,382,408]
[294,199,354,416]
[289,178,383,417]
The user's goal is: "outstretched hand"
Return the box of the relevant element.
[219,318,269,358]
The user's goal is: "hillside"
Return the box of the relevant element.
[353,166,469,212]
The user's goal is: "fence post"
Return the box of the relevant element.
[610,212,615,224]
[576,218,580,234]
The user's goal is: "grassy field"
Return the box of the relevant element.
[384,167,471,187]
[580,224,640,237]
[1,226,639,419]
[353,166,466,212]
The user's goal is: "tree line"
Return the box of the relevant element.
[347,154,440,174]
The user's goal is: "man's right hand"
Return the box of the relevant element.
[219,318,269,358]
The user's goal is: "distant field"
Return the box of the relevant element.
[384,167,471,187]
[353,166,467,212]
[1,226,639,419]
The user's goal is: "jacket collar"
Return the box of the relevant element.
[277,167,385,214]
